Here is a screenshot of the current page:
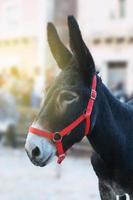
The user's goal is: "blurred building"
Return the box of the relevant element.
[78,0,133,94]
[0,0,55,76]
[0,0,77,86]
[0,0,133,94]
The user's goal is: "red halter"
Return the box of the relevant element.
[29,74,97,164]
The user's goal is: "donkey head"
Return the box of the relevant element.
[25,16,96,167]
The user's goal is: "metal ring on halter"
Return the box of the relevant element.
[91,89,97,100]
[53,132,62,142]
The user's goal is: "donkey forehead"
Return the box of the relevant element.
[55,69,83,87]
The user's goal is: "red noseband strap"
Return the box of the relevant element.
[29,74,97,164]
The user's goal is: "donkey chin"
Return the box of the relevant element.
[25,132,56,167]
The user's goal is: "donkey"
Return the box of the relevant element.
[25,16,133,200]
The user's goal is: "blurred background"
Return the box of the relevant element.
[0,0,133,199]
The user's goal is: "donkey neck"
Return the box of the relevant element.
[88,82,133,170]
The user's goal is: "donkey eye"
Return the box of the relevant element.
[59,91,78,103]
[64,94,74,101]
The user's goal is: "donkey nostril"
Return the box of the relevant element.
[32,147,40,158]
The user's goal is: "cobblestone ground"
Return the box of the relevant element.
[0,147,100,200]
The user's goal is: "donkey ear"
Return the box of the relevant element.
[47,23,73,69]
[68,16,95,84]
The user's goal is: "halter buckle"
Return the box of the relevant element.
[57,153,66,164]
[91,89,97,100]
[53,132,62,142]
[59,153,65,158]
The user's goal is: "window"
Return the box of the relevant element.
[107,62,127,89]
[2,0,22,31]
[119,0,126,18]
